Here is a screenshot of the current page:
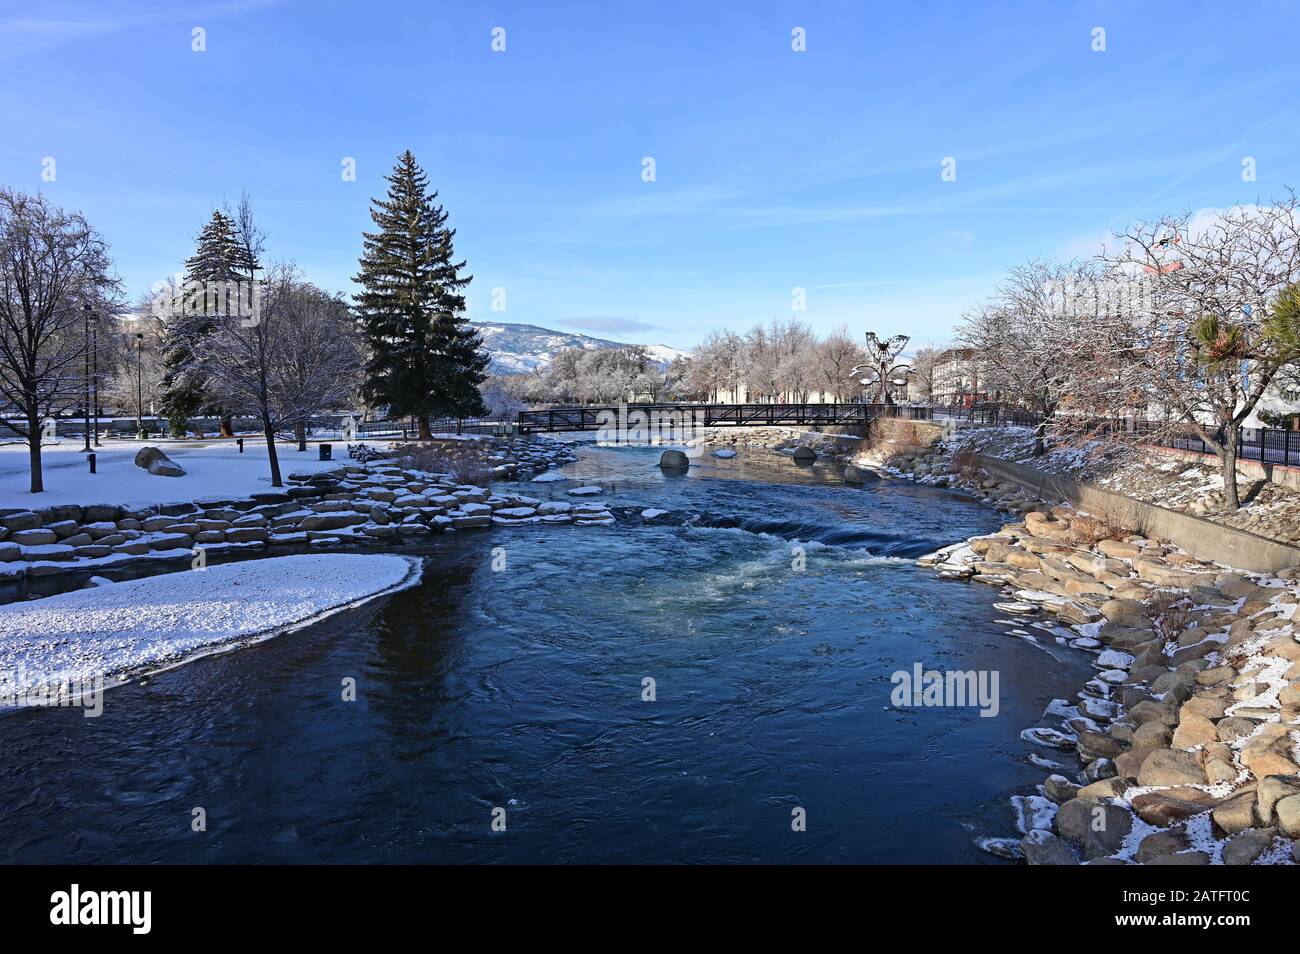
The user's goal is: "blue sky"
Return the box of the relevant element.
[3,0,1299,351]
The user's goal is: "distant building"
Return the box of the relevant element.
[931,348,986,406]
[1244,375,1300,429]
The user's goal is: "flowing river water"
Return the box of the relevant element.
[0,441,1095,863]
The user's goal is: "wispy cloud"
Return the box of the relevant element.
[0,0,283,56]
[555,315,668,336]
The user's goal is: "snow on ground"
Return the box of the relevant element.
[945,424,1300,544]
[0,553,421,692]
[0,439,344,509]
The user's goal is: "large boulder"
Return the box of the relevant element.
[1212,790,1260,835]
[1133,556,1214,589]
[659,450,690,470]
[1019,829,1079,866]
[82,504,123,523]
[1277,795,1300,837]
[1171,712,1219,750]
[1258,776,1300,826]
[300,513,366,532]
[1241,730,1300,778]
[1137,749,1206,787]
[843,466,879,484]
[1,511,41,532]
[1136,828,1189,864]
[1223,827,1277,866]
[134,445,185,477]
[1056,798,1132,860]
[10,528,57,545]
[791,445,817,462]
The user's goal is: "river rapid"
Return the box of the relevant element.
[0,441,1094,863]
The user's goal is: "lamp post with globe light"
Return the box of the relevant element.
[850,332,911,406]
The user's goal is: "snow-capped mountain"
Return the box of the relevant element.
[471,322,690,375]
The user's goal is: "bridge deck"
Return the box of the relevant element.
[516,402,916,434]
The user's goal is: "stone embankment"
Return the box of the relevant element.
[0,436,611,584]
[700,427,856,462]
[900,447,1300,864]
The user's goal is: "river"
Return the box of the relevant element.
[0,441,1094,863]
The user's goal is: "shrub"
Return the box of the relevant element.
[348,442,385,464]
[1146,590,1192,643]
[395,441,493,487]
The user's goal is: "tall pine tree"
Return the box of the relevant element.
[355,151,488,439]
[159,209,259,436]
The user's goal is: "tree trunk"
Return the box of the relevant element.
[1220,445,1240,511]
[220,415,234,439]
[456,417,463,436]
[27,408,43,494]
[295,421,307,452]
[263,416,283,488]
[418,414,432,441]
[1033,419,1048,457]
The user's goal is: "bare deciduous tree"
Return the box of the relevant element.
[908,345,939,403]
[959,260,1093,455]
[185,258,362,487]
[0,189,120,492]
[814,324,866,403]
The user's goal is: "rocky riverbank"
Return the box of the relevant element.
[923,422,1300,545]
[902,447,1300,864]
[699,426,858,462]
[0,435,625,586]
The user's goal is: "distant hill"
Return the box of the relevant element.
[471,321,690,375]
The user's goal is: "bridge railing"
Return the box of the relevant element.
[515,402,928,434]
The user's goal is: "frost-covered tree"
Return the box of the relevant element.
[684,330,741,402]
[268,280,363,451]
[185,261,362,486]
[104,300,167,427]
[814,324,867,403]
[0,189,120,492]
[1092,197,1300,508]
[959,261,1095,455]
[908,346,939,403]
[355,151,487,438]
[480,374,526,421]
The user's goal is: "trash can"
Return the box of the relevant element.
[319,443,332,461]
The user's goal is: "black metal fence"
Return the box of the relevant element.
[350,417,512,440]
[1095,420,1300,466]
[925,404,1043,427]
[515,401,927,434]
[924,402,1300,467]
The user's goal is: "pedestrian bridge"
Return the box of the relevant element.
[516,402,916,434]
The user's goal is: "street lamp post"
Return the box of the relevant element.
[91,312,100,446]
[135,332,144,437]
[850,333,912,407]
[82,304,93,452]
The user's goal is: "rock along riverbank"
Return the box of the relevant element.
[903,444,1300,865]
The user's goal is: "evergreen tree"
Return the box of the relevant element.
[159,209,259,436]
[355,151,488,439]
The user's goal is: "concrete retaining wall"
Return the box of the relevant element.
[974,453,1300,573]
[1146,444,1300,493]
[868,417,949,449]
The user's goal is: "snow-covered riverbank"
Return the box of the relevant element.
[0,553,422,699]
[904,451,1300,865]
[0,439,345,508]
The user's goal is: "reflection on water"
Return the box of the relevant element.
[0,442,1092,863]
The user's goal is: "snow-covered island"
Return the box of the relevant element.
[0,553,422,700]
